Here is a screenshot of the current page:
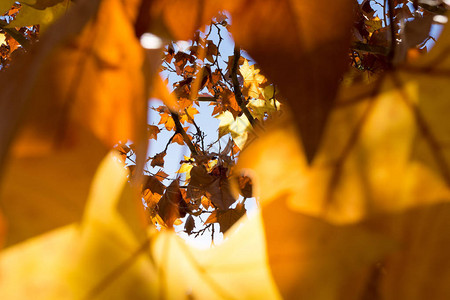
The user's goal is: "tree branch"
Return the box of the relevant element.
[185,108,205,151]
[231,46,256,126]
[170,110,199,156]
[387,0,397,65]
[0,19,30,48]
[351,42,389,56]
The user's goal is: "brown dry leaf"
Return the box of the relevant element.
[158,180,184,228]
[201,196,212,209]
[143,189,162,208]
[143,175,165,195]
[205,174,236,210]
[238,175,253,198]
[155,170,169,182]
[403,13,434,49]
[187,165,214,200]
[151,151,166,168]
[205,202,246,233]
[224,0,355,162]
[184,215,195,235]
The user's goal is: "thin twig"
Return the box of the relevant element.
[184,108,205,151]
[170,110,199,156]
[0,19,30,48]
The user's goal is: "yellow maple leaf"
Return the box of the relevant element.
[216,111,251,149]
[7,0,72,32]
[0,152,281,299]
[239,59,266,99]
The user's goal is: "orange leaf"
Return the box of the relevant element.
[171,133,184,145]
[225,0,355,162]
[147,125,160,140]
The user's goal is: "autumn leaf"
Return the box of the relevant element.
[3,1,450,299]
[205,178,235,210]
[216,110,251,149]
[151,151,166,168]
[176,162,194,181]
[365,16,383,34]
[154,170,169,182]
[224,0,355,162]
[357,202,450,300]
[0,152,280,299]
[238,175,253,198]
[205,202,246,233]
[236,9,450,299]
[239,58,266,99]
[143,175,165,195]
[0,127,107,247]
[171,133,184,145]
[158,180,187,228]
[0,0,151,172]
[262,196,393,299]
[0,0,15,14]
[184,215,195,235]
[7,0,72,32]
[201,196,212,209]
[0,152,152,299]
[147,125,160,140]
[187,165,214,200]
[151,213,281,299]
[143,0,221,40]
[237,30,450,223]
[158,112,176,131]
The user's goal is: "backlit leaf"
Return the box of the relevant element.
[0,128,107,247]
[225,0,355,162]
[8,0,72,32]
[0,0,15,14]
[158,180,185,228]
[0,0,150,171]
